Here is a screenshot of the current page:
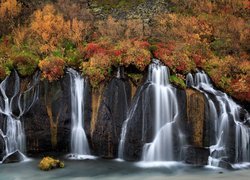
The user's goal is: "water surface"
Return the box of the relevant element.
[1,159,250,180]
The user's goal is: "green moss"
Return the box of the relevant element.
[169,74,186,89]
[52,49,64,58]
[39,157,64,171]
[128,73,143,84]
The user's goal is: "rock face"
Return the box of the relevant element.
[24,74,71,154]
[0,133,5,160]
[185,89,207,147]
[123,82,154,161]
[91,77,131,158]
[182,146,210,166]
[2,151,24,163]
[0,69,249,168]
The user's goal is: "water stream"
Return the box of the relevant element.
[0,71,39,162]
[186,71,250,167]
[118,60,184,163]
[67,69,93,160]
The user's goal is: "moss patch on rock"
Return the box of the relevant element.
[38,157,64,171]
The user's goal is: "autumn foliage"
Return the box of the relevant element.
[0,0,21,35]
[39,56,65,82]
[29,4,90,53]
[0,0,249,101]
[0,0,21,19]
[81,39,151,87]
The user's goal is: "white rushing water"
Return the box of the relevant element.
[68,69,93,160]
[142,60,179,162]
[0,71,39,162]
[118,59,183,163]
[186,70,250,167]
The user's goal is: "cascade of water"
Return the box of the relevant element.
[0,71,39,161]
[118,77,140,160]
[186,71,250,166]
[142,60,179,162]
[68,69,91,159]
[118,59,182,162]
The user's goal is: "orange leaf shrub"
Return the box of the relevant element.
[95,16,144,41]
[39,57,65,81]
[0,0,22,35]
[82,53,112,88]
[115,40,151,71]
[0,0,21,19]
[30,4,90,53]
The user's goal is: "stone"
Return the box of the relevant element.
[2,151,24,163]
[39,157,64,171]
[182,146,210,166]
[218,160,234,170]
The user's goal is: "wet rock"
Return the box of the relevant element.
[185,88,207,147]
[83,79,92,142]
[91,77,131,158]
[218,160,234,170]
[182,146,209,166]
[2,151,24,163]
[39,157,64,171]
[24,74,71,154]
[0,133,5,160]
[123,82,155,161]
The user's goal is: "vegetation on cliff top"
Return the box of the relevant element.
[0,0,249,101]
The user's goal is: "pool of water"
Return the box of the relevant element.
[1,158,250,180]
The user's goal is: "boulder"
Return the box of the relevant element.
[39,157,64,171]
[218,160,233,170]
[2,151,24,163]
[182,146,210,166]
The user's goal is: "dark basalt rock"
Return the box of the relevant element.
[2,151,24,163]
[182,146,210,166]
[0,134,5,160]
[24,74,71,154]
[83,79,92,144]
[91,77,131,158]
[123,82,154,161]
[218,160,234,170]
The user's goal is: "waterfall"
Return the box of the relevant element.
[0,71,39,162]
[142,60,179,162]
[186,71,250,167]
[68,69,92,160]
[118,59,183,162]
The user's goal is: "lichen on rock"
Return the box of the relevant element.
[38,157,64,171]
